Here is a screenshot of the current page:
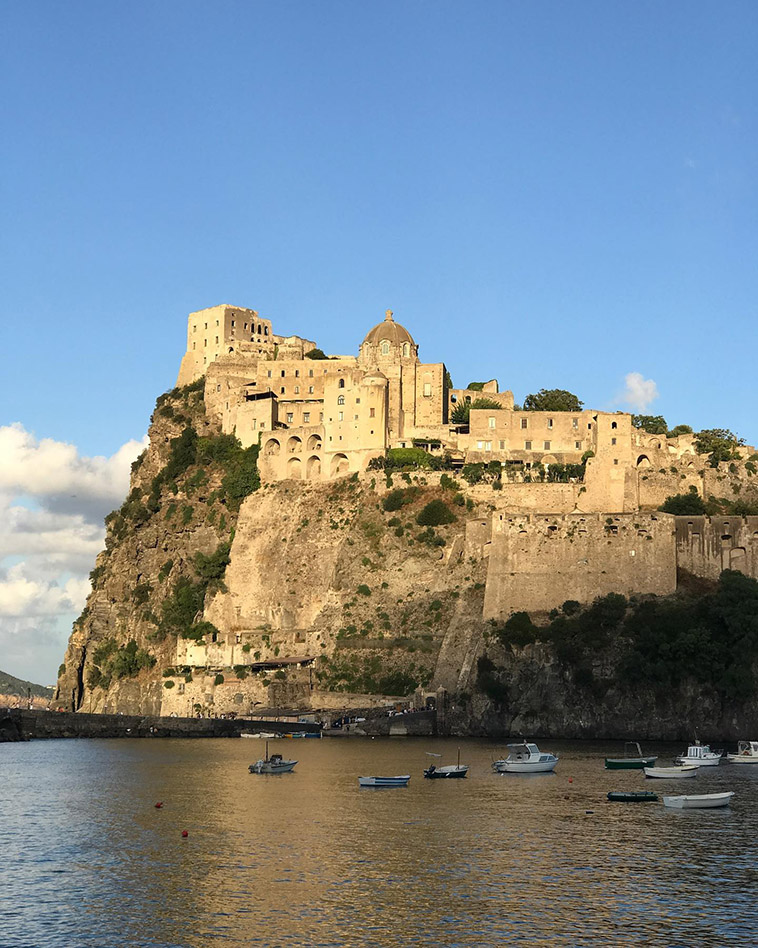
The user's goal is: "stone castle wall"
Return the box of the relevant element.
[675,515,758,581]
[482,512,677,619]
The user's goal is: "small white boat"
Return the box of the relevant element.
[241,731,278,739]
[493,741,558,774]
[726,740,758,764]
[359,775,411,788]
[675,741,722,766]
[663,792,735,809]
[644,765,699,779]
[249,741,297,774]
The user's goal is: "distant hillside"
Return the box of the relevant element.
[0,669,53,699]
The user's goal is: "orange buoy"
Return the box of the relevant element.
[568,778,573,783]
[181,830,189,838]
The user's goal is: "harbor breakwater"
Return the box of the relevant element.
[0,709,322,742]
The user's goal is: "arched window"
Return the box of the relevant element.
[337,395,345,405]
[338,378,345,388]
[611,421,617,429]
[402,342,410,358]
[380,340,390,356]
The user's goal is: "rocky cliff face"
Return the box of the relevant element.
[54,382,758,739]
[53,382,494,716]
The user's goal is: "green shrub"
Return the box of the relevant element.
[357,584,371,596]
[416,500,456,527]
[164,680,175,688]
[214,673,225,686]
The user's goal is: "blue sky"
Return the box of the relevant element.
[1,1,756,681]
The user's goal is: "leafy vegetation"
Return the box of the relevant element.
[479,573,758,705]
[450,397,503,425]
[87,639,156,690]
[632,414,668,435]
[523,389,583,412]
[659,487,707,515]
[304,348,329,360]
[694,429,744,467]
[416,500,456,527]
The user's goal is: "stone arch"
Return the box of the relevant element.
[287,436,302,454]
[636,455,651,468]
[330,453,349,476]
[228,347,234,353]
[307,434,322,451]
[306,455,322,480]
[287,456,303,479]
[265,438,281,457]
[541,454,557,466]
[650,440,661,450]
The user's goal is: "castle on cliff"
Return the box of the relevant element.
[176,302,712,511]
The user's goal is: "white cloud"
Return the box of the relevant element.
[618,372,659,412]
[0,424,146,684]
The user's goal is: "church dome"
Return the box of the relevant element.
[362,310,416,348]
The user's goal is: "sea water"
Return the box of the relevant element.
[1,737,756,947]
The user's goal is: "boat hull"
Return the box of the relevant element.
[359,776,411,788]
[607,791,659,803]
[249,759,297,774]
[663,792,734,809]
[494,760,557,774]
[604,757,657,770]
[675,756,721,766]
[424,765,468,779]
[726,754,758,764]
[644,766,699,779]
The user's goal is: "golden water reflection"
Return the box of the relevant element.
[2,737,757,946]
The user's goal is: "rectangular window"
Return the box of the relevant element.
[244,322,248,330]
[192,342,196,350]
[215,336,219,344]
[423,382,432,397]
[294,386,300,394]
[611,437,617,445]
[308,386,314,393]
[499,440,505,450]
[216,384,221,392]
[355,398,360,404]
[488,417,496,429]
[485,441,492,451]
[309,369,313,377]
[572,418,578,428]
[575,441,581,449]
[252,420,257,430]
[614,459,619,465]
[231,320,235,327]
[204,339,207,347]
[524,440,532,450]
[286,413,294,423]
[547,418,553,429]
[267,370,272,378]
[338,411,344,421]
[521,418,528,429]
[544,441,551,450]
[320,412,324,422]
[369,407,375,418]
[303,412,310,423]
[477,441,484,450]
[295,370,300,377]
[281,370,285,377]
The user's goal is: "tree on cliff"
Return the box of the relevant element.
[632,414,668,434]
[659,487,707,515]
[694,428,744,467]
[522,389,583,412]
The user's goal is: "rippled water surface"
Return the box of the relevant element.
[2,737,758,947]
